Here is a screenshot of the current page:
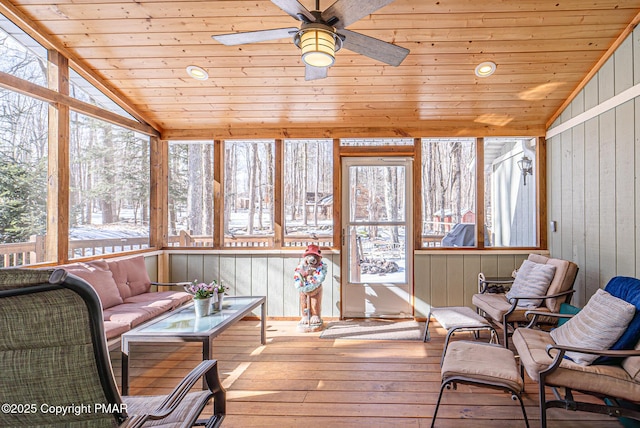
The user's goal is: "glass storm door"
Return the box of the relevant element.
[341,157,413,318]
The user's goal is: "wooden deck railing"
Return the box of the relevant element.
[0,235,149,267]
[167,230,333,248]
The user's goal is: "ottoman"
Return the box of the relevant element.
[431,341,529,428]
[424,306,498,365]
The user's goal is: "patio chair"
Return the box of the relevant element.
[512,276,640,427]
[472,254,578,348]
[0,268,225,427]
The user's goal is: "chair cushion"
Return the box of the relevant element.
[107,255,152,299]
[506,259,556,307]
[550,289,636,365]
[621,339,640,381]
[513,328,640,402]
[527,254,578,312]
[62,260,123,309]
[604,276,640,352]
[472,292,546,323]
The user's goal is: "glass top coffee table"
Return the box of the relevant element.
[121,295,266,394]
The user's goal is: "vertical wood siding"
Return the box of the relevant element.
[165,251,533,318]
[167,252,342,319]
[547,28,640,306]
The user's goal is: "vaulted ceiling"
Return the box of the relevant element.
[3,0,640,139]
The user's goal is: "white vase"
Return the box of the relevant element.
[193,297,212,317]
[214,293,225,311]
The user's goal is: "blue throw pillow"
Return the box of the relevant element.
[597,276,640,364]
[557,302,581,327]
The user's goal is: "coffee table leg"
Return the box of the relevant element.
[260,301,266,345]
[121,351,129,395]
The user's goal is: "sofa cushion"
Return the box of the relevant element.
[123,290,192,310]
[103,321,130,340]
[107,256,152,299]
[102,301,166,328]
[513,328,640,402]
[506,259,556,308]
[550,289,635,365]
[63,260,123,309]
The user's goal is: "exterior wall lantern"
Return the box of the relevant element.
[518,156,533,186]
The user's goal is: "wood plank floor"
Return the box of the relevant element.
[109,320,623,427]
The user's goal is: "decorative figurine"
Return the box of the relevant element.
[293,244,327,332]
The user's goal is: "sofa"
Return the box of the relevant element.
[61,255,192,340]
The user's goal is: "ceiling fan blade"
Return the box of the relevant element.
[305,64,328,81]
[321,0,395,29]
[339,29,409,66]
[212,27,298,46]
[271,0,315,23]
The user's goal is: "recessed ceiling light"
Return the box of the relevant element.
[475,61,496,77]
[186,65,209,81]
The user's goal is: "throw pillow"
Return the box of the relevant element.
[506,259,556,307]
[550,289,636,365]
[603,276,640,351]
[557,302,581,327]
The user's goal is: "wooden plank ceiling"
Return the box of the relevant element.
[5,0,640,139]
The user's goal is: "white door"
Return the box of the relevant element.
[341,157,413,318]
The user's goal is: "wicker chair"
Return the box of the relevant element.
[0,268,225,427]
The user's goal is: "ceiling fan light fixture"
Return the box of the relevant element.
[475,61,496,77]
[296,26,339,68]
[186,65,209,80]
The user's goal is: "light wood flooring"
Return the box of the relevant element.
[109,320,623,427]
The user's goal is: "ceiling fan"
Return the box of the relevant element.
[211,0,410,81]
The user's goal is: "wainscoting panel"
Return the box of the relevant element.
[165,251,539,318]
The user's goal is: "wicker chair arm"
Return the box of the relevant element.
[123,360,225,428]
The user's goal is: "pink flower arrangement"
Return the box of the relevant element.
[185,280,215,300]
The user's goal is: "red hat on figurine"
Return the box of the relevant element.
[303,244,322,259]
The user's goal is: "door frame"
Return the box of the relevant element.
[340,156,414,318]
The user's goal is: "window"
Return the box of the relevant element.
[168,141,214,247]
[69,69,135,120]
[0,14,47,86]
[284,139,333,247]
[68,112,150,258]
[484,137,537,247]
[224,140,275,247]
[421,138,476,247]
[0,89,48,266]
